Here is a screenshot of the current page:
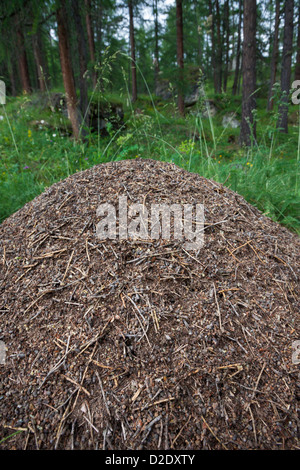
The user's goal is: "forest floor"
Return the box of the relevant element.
[0,158,299,450]
[0,89,299,235]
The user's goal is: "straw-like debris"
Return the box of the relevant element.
[0,158,299,449]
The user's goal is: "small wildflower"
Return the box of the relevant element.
[23,165,29,169]
[28,129,32,138]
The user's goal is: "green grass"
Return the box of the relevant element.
[0,89,299,236]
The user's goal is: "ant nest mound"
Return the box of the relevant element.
[0,158,299,449]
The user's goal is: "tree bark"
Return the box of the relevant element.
[267,0,281,110]
[278,0,294,133]
[56,4,80,140]
[232,0,243,96]
[153,0,160,93]
[176,0,185,116]
[208,0,216,89]
[32,26,47,93]
[15,15,31,94]
[215,0,222,93]
[128,0,137,103]
[223,0,230,92]
[84,0,97,89]
[7,55,17,96]
[71,0,89,129]
[240,0,257,146]
[294,0,300,80]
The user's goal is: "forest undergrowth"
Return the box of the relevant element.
[0,85,299,235]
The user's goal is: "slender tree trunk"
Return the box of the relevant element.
[278,0,294,133]
[32,27,47,93]
[71,0,89,129]
[84,0,97,89]
[7,55,17,96]
[96,3,103,66]
[128,0,137,103]
[267,0,281,110]
[208,0,217,91]
[193,0,202,66]
[215,0,222,93]
[153,0,160,93]
[223,0,230,92]
[15,15,31,94]
[232,0,243,96]
[295,1,300,80]
[56,4,80,140]
[176,0,185,116]
[240,0,257,146]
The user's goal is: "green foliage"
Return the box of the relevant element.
[1,88,299,236]
[0,0,299,237]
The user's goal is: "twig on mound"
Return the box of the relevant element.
[201,415,228,450]
[213,282,224,334]
[62,249,74,283]
[124,294,151,346]
[96,370,111,417]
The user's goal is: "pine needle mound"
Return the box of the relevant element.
[0,158,299,450]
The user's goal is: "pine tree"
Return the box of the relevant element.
[267,0,281,111]
[176,0,184,116]
[278,0,294,133]
[232,0,243,96]
[128,0,137,102]
[240,0,257,146]
[56,1,81,140]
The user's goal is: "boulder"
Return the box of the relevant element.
[222,112,240,129]
[184,84,201,107]
[155,78,173,100]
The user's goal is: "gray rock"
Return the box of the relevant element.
[222,112,239,128]
[184,85,201,107]
[155,79,173,100]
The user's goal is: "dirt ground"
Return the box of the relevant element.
[0,158,299,449]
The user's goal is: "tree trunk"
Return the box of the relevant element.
[128,0,137,103]
[32,26,47,93]
[223,0,230,92]
[192,0,202,66]
[71,0,89,129]
[153,0,160,93]
[7,55,17,96]
[267,0,281,110]
[294,1,300,80]
[232,0,243,96]
[84,0,97,89]
[56,4,80,140]
[208,0,217,92]
[15,15,31,94]
[96,2,103,65]
[278,0,294,133]
[240,0,257,146]
[176,0,185,116]
[215,0,222,93]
